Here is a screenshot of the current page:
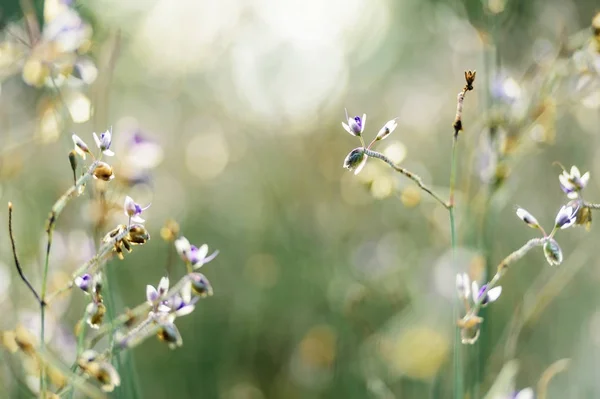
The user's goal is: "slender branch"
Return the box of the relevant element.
[466,238,546,318]
[45,225,133,305]
[39,160,99,396]
[7,203,43,305]
[583,202,600,209]
[362,149,449,209]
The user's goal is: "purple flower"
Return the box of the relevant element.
[471,281,502,306]
[554,204,578,229]
[559,166,590,199]
[74,273,92,293]
[93,129,114,156]
[174,237,219,269]
[342,109,366,136]
[146,277,170,305]
[124,196,151,224]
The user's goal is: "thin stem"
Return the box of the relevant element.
[362,149,449,209]
[584,202,600,209]
[46,224,133,304]
[466,238,545,317]
[66,311,89,399]
[448,135,461,399]
[39,161,99,396]
[7,203,43,305]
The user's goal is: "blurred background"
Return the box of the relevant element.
[0,0,599,397]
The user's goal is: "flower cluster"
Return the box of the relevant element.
[77,350,120,392]
[341,109,398,175]
[115,236,218,353]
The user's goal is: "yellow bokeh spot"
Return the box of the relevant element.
[185,133,230,180]
[400,186,421,207]
[299,325,337,369]
[381,327,449,380]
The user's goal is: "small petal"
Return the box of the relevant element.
[103,149,115,157]
[471,280,479,303]
[92,132,101,148]
[174,305,195,317]
[486,286,502,302]
[158,277,169,295]
[175,237,191,260]
[580,171,590,188]
[131,215,145,224]
[146,285,159,303]
[514,388,535,399]
[456,273,470,300]
[570,166,581,179]
[124,196,137,217]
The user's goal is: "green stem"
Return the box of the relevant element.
[362,149,449,209]
[40,160,99,397]
[449,136,462,399]
[66,310,89,399]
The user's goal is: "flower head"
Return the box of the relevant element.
[343,148,367,175]
[342,109,366,136]
[376,119,398,141]
[158,282,196,317]
[78,350,121,392]
[92,129,114,156]
[146,277,169,305]
[189,273,213,297]
[559,165,590,199]
[74,273,93,293]
[555,204,579,229]
[471,281,502,306]
[174,237,219,268]
[516,207,540,229]
[124,196,150,224]
[543,239,563,266]
[72,134,90,159]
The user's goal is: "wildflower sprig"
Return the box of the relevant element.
[341,111,449,208]
[457,164,600,344]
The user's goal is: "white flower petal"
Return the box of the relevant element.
[571,166,581,179]
[559,174,573,190]
[175,237,191,258]
[360,114,367,133]
[103,149,115,157]
[567,192,579,199]
[353,156,367,175]
[486,286,502,302]
[131,215,145,224]
[515,388,535,399]
[581,171,590,188]
[342,122,353,135]
[175,305,195,317]
[124,196,136,216]
[181,281,192,303]
[471,281,480,303]
[146,285,158,303]
[92,132,101,148]
[158,277,169,295]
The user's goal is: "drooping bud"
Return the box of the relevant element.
[190,273,213,297]
[342,148,367,175]
[93,161,114,181]
[342,109,367,136]
[157,322,183,349]
[72,134,91,159]
[555,204,578,230]
[543,239,563,266]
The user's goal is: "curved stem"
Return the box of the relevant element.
[362,149,449,209]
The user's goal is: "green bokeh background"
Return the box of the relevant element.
[1,0,600,398]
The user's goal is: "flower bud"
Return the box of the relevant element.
[342,148,367,175]
[342,110,366,136]
[93,162,114,181]
[72,134,90,159]
[86,302,106,329]
[543,239,563,266]
[74,273,93,293]
[555,204,578,229]
[190,273,213,297]
[376,119,398,141]
[157,322,183,349]
[516,207,540,228]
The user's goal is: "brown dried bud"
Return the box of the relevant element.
[464,70,476,91]
[93,162,114,181]
[127,224,150,245]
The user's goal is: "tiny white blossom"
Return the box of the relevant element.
[376,119,398,141]
[124,196,150,224]
[559,165,590,199]
[92,128,114,156]
[456,273,470,300]
[555,204,578,229]
[516,207,540,228]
